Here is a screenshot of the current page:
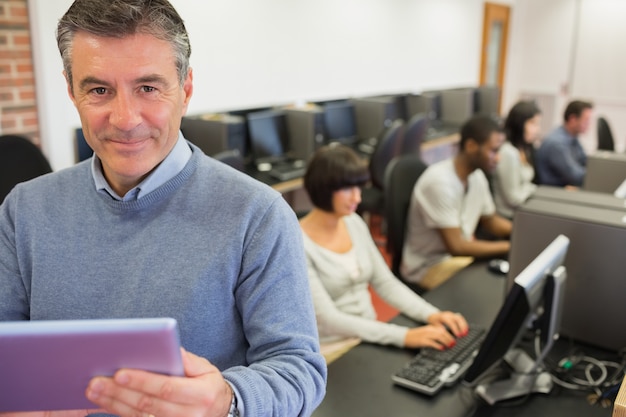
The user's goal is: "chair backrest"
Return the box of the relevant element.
[0,135,53,203]
[597,116,615,151]
[383,154,428,277]
[369,119,405,190]
[75,128,93,162]
[401,112,429,155]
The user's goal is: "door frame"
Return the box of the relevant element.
[480,2,511,113]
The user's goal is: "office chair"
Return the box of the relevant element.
[212,149,245,172]
[75,128,93,162]
[383,154,428,282]
[401,113,429,155]
[357,119,405,217]
[0,135,53,203]
[596,116,615,151]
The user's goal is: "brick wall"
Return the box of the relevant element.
[0,0,39,145]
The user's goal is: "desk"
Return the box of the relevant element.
[312,262,616,417]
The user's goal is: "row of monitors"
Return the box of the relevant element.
[76,115,626,197]
[75,86,499,164]
[177,86,500,166]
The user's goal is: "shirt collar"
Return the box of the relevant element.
[91,132,192,201]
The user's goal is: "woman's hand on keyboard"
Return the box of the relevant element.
[427,311,469,338]
[404,325,457,350]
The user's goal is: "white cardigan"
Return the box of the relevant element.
[492,141,537,218]
[302,213,439,347]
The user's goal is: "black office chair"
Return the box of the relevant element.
[383,154,428,283]
[401,113,429,155]
[597,116,615,151]
[0,135,53,203]
[75,128,93,162]
[357,120,405,217]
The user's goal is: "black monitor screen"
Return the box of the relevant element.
[463,234,570,389]
[323,101,357,144]
[246,110,288,162]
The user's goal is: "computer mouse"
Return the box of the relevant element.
[293,159,305,168]
[487,259,509,275]
[257,162,272,172]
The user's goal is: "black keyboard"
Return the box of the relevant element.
[391,325,486,395]
[268,161,306,181]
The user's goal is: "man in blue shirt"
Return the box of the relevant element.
[0,1,326,416]
[535,100,593,187]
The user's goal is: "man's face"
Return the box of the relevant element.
[470,131,505,175]
[573,108,592,135]
[66,31,193,196]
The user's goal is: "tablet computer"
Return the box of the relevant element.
[0,317,184,412]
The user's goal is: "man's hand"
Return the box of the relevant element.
[85,348,233,417]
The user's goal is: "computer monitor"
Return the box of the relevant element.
[246,109,290,165]
[322,100,358,145]
[462,234,570,405]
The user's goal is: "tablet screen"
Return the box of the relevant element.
[0,317,184,412]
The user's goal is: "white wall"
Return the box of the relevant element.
[503,0,626,153]
[30,0,626,170]
[29,0,486,170]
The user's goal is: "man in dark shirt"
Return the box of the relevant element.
[535,100,593,187]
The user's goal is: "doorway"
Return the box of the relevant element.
[480,2,511,114]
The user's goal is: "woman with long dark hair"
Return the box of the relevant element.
[492,101,542,218]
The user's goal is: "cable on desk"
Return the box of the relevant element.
[544,342,626,408]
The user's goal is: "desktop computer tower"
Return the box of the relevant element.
[180,114,246,157]
[351,96,400,141]
[508,198,626,351]
[474,85,500,119]
[531,185,626,211]
[405,92,441,121]
[583,151,626,194]
[374,93,409,121]
[439,87,477,127]
[283,106,326,161]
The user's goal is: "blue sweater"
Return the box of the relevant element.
[0,144,326,416]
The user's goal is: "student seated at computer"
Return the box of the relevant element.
[401,115,512,291]
[299,144,468,355]
[492,100,542,218]
[535,100,593,187]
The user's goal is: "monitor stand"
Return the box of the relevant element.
[475,348,553,405]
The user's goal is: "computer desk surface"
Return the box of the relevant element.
[312,262,615,417]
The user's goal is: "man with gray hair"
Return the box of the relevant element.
[0,1,326,416]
